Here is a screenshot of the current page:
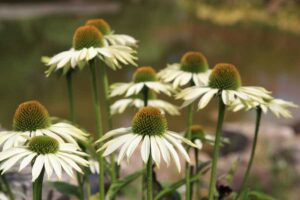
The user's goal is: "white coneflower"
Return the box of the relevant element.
[158,51,211,88]
[85,18,137,47]
[96,107,199,172]
[110,66,174,98]
[177,63,272,109]
[0,135,89,181]
[0,101,88,150]
[110,90,179,115]
[44,25,137,76]
[229,98,298,118]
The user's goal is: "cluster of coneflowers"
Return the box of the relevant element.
[0,18,297,200]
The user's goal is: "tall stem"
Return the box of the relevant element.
[147,154,153,200]
[32,168,45,200]
[66,72,75,123]
[194,148,201,200]
[100,64,117,184]
[235,107,262,200]
[185,101,194,200]
[208,97,226,200]
[66,72,85,200]
[89,61,105,200]
[142,86,149,200]
[1,175,15,200]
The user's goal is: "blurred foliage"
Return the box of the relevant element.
[181,0,300,35]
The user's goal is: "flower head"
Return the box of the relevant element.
[110,66,174,97]
[72,25,104,50]
[132,107,167,136]
[180,51,209,73]
[13,101,51,132]
[0,135,89,181]
[133,66,157,83]
[96,107,199,172]
[177,63,272,110]
[0,101,88,150]
[209,63,241,90]
[158,51,211,87]
[85,18,112,35]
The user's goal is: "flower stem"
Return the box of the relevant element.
[100,63,117,185]
[32,168,45,200]
[194,148,201,200]
[185,101,194,200]
[1,175,15,200]
[89,61,105,200]
[66,72,85,200]
[235,107,262,200]
[142,86,149,200]
[208,97,226,200]
[147,154,153,200]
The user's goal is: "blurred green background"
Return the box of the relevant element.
[0,0,299,199]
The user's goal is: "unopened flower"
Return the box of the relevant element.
[177,63,272,109]
[0,101,88,150]
[110,66,174,97]
[0,135,89,181]
[85,18,137,47]
[96,107,199,172]
[158,51,211,88]
[110,90,179,115]
[44,25,137,76]
[229,98,298,118]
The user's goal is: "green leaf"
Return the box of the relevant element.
[50,181,80,198]
[155,161,211,200]
[106,169,144,199]
[248,190,276,200]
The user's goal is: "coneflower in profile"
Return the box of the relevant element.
[96,107,199,200]
[85,18,137,47]
[0,101,88,150]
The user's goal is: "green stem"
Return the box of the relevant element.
[89,61,105,200]
[208,96,226,200]
[1,175,15,200]
[100,63,117,185]
[32,168,45,200]
[66,72,75,123]
[142,86,149,200]
[147,155,153,200]
[185,102,194,200]
[235,107,262,200]
[194,148,201,200]
[66,72,85,200]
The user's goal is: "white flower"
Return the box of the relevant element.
[111,98,180,116]
[110,66,174,97]
[0,193,8,200]
[85,18,138,47]
[158,51,211,88]
[0,136,89,182]
[229,98,298,118]
[0,101,88,150]
[177,63,272,110]
[96,107,199,172]
[44,25,137,76]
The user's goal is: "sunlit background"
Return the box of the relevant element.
[0,0,299,199]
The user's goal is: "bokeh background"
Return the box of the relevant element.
[0,0,300,199]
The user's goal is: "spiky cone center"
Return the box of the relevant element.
[28,136,59,154]
[132,107,167,136]
[72,25,104,50]
[209,63,242,90]
[13,101,51,132]
[180,51,209,73]
[190,125,206,142]
[85,18,112,35]
[133,66,158,83]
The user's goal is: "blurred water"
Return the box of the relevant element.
[0,1,299,136]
